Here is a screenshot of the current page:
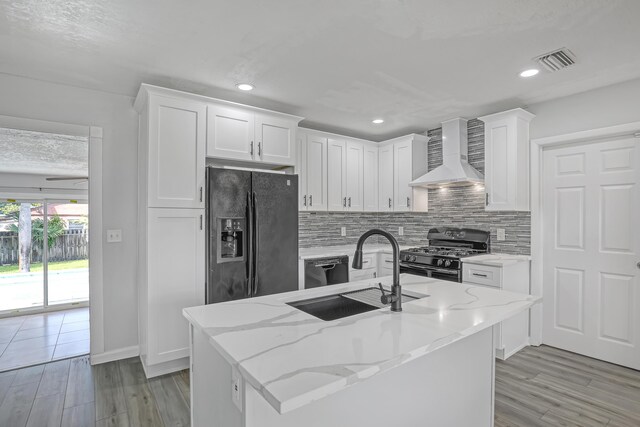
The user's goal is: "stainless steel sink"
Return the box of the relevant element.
[287,287,421,321]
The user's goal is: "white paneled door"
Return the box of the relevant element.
[542,137,640,369]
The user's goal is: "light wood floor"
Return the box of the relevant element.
[0,345,638,426]
[495,345,640,427]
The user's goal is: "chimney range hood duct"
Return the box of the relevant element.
[409,118,483,188]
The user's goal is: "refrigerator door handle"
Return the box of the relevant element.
[246,191,254,297]
[252,191,259,296]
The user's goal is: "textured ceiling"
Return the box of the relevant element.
[1,0,639,140]
[0,128,88,175]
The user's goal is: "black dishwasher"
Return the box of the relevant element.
[304,256,350,289]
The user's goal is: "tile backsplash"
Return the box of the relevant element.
[299,119,531,255]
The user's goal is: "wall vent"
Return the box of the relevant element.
[534,48,576,72]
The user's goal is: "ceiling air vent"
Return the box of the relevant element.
[535,48,576,72]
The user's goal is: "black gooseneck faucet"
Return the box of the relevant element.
[352,229,402,312]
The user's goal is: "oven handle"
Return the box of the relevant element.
[399,262,460,275]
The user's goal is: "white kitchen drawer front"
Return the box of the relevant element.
[463,264,501,287]
[350,268,377,281]
[360,253,376,269]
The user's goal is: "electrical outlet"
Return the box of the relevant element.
[398,226,404,236]
[341,226,346,236]
[496,228,506,241]
[106,229,122,243]
[231,368,242,409]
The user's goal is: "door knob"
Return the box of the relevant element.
[637,261,640,269]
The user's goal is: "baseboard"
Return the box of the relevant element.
[140,356,190,378]
[500,342,529,360]
[90,345,139,365]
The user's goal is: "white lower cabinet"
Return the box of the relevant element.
[462,259,530,359]
[139,208,205,377]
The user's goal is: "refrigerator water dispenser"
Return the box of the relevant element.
[217,217,245,263]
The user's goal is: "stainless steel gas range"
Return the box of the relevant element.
[399,227,490,282]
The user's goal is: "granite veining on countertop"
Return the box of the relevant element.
[183,274,540,414]
[462,253,531,267]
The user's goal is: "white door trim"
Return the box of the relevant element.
[0,115,104,361]
[530,121,640,345]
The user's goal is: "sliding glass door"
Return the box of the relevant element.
[0,199,88,314]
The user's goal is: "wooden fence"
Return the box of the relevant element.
[0,229,88,265]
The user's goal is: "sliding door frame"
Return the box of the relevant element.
[0,115,104,360]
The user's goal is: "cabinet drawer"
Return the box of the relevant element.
[350,268,376,281]
[360,253,376,269]
[463,264,501,287]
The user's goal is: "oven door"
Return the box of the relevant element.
[399,262,461,282]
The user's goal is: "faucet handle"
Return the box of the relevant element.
[378,283,393,305]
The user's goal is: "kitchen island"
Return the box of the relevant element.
[183,274,540,427]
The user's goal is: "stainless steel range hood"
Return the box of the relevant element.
[409,118,483,188]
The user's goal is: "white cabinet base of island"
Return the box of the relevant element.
[184,274,539,427]
[190,324,494,427]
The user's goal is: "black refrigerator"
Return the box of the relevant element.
[206,167,299,304]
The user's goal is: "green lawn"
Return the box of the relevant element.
[0,259,88,274]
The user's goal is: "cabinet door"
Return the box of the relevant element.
[327,139,347,211]
[484,118,516,210]
[255,114,296,165]
[363,144,379,212]
[378,145,394,211]
[345,141,364,211]
[297,133,307,210]
[207,105,255,161]
[148,95,205,209]
[394,140,412,211]
[147,208,205,365]
[305,135,328,211]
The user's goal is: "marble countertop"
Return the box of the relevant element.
[183,274,540,414]
[462,253,531,267]
[298,244,412,260]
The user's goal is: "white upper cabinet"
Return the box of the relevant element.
[298,132,328,211]
[394,140,413,211]
[145,94,206,209]
[379,134,428,212]
[255,113,296,165]
[479,108,535,211]
[327,139,347,211]
[207,105,255,162]
[297,129,426,213]
[206,104,300,166]
[345,141,364,211]
[363,144,379,212]
[378,144,394,212]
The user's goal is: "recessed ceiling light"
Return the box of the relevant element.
[372,119,384,124]
[236,83,254,91]
[519,69,539,78]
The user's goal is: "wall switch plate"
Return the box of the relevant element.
[398,226,404,236]
[341,227,346,236]
[106,229,122,243]
[231,367,242,409]
[496,228,506,241]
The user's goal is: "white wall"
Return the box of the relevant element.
[0,73,139,352]
[528,77,640,139]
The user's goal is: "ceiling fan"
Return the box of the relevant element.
[45,176,88,182]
